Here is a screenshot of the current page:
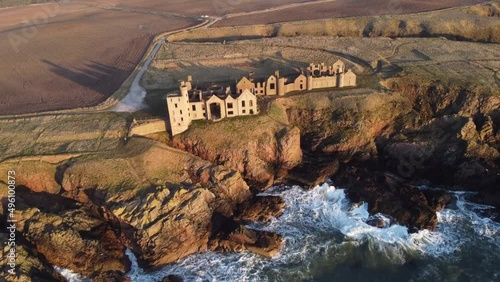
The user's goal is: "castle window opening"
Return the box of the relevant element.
[228,103,233,109]
[175,104,178,108]
[242,110,246,114]
[228,111,234,115]
[270,83,275,90]
[192,105,196,111]
[249,100,253,107]
[242,101,246,107]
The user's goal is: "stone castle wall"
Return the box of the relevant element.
[129,120,168,137]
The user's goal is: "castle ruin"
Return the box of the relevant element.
[236,59,356,96]
[166,77,258,136]
[166,60,356,135]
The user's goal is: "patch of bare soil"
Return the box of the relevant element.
[78,0,313,16]
[214,0,487,26]
[0,3,196,115]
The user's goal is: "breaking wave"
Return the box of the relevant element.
[54,266,90,282]
[54,182,499,281]
[122,182,500,282]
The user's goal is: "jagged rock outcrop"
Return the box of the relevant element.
[270,81,498,227]
[0,233,66,282]
[172,124,302,190]
[209,225,283,258]
[235,196,285,223]
[334,168,451,231]
[375,82,499,191]
[0,232,67,282]
[59,139,255,268]
[0,138,286,278]
[13,187,130,280]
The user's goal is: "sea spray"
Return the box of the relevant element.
[122,182,500,281]
[57,182,500,281]
[54,266,90,282]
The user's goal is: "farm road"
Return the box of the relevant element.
[110,18,218,112]
[108,0,339,112]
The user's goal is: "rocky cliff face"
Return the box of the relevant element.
[0,229,67,282]
[172,121,302,190]
[1,76,497,280]
[164,81,498,231]
[280,80,499,228]
[58,139,258,268]
[0,139,284,280]
[376,81,499,196]
[3,186,130,281]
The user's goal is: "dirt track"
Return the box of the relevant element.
[0,0,491,116]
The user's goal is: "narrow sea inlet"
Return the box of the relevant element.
[59,182,500,282]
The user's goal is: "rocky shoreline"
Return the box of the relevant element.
[1,77,498,281]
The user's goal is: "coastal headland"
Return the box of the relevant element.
[0,1,499,281]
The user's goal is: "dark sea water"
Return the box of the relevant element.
[58,183,500,282]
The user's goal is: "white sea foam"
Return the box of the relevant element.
[122,183,500,281]
[54,266,90,282]
[58,182,500,281]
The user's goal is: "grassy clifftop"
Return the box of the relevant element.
[0,112,127,162]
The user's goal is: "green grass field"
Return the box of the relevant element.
[0,112,128,162]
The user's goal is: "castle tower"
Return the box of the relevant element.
[166,81,191,136]
[180,81,189,98]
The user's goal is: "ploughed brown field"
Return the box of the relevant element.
[214,0,487,26]
[0,0,488,115]
[78,0,313,16]
[0,2,196,115]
